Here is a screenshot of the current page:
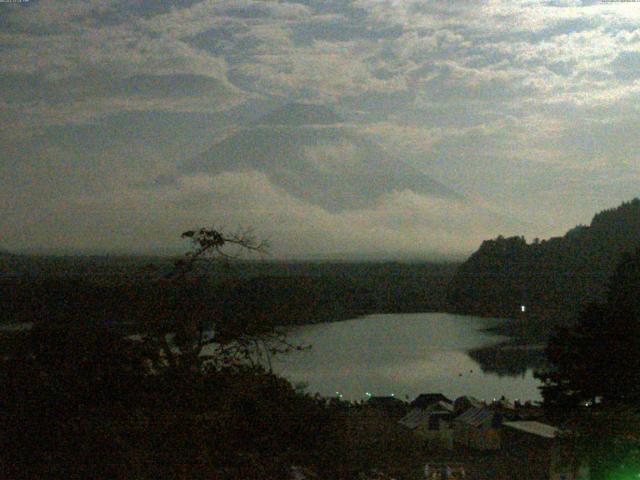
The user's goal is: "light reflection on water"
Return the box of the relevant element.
[273,313,542,402]
[0,314,542,402]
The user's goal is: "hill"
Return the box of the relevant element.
[1,259,458,327]
[446,198,640,333]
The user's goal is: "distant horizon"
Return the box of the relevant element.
[6,195,638,261]
[5,247,466,263]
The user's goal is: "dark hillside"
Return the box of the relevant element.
[1,260,458,328]
[447,198,640,332]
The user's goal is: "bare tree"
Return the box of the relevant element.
[140,227,302,374]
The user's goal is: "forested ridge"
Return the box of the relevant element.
[1,259,457,329]
[447,198,640,331]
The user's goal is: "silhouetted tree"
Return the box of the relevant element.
[0,227,309,478]
[538,248,640,412]
[123,227,305,379]
[0,323,152,478]
[538,248,640,479]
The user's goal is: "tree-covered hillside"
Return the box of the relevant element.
[1,260,457,328]
[447,198,640,330]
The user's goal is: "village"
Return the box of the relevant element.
[362,392,592,480]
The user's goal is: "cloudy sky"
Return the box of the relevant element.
[1,0,639,259]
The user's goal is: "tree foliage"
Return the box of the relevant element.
[0,227,428,479]
[538,247,640,412]
[447,198,640,328]
[0,227,308,478]
[538,248,640,479]
[133,227,305,375]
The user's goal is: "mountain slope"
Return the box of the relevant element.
[182,103,462,212]
[446,198,640,325]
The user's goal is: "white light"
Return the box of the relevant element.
[521,305,526,313]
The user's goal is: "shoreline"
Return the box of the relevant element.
[467,316,549,378]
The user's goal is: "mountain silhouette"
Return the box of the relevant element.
[447,198,640,325]
[182,103,462,212]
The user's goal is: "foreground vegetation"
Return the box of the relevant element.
[538,247,640,479]
[0,229,440,479]
[0,324,429,479]
[2,224,640,478]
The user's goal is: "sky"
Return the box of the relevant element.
[1,0,639,259]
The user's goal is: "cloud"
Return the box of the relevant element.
[2,72,236,103]
[0,169,401,256]
[3,0,640,256]
[610,50,640,80]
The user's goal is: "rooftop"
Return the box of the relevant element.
[454,407,497,428]
[411,393,452,409]
[399,408,452,429]
[502,421,559,439]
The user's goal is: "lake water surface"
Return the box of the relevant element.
[273,313,541,402]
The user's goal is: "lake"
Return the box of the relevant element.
[273,312,542,402]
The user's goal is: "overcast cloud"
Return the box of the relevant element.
[1,0,639,258]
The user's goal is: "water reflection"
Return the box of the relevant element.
[468,343,547,378]
[273,313,542,402]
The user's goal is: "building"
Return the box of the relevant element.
[411,393,452,410]
[452,407,502,450]
[453,395,483,415]
[500,421,590,480]
[513,400,545,421]
[399,404,455,449]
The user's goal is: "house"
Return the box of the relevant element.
[452,406,502,450]
[411,393,452,410]
[399,405,455,449]
[513,400,545,421]
[490,396,517,413]
[500,421,590,480]
[453,395,483,415]
[424,400,454,413]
